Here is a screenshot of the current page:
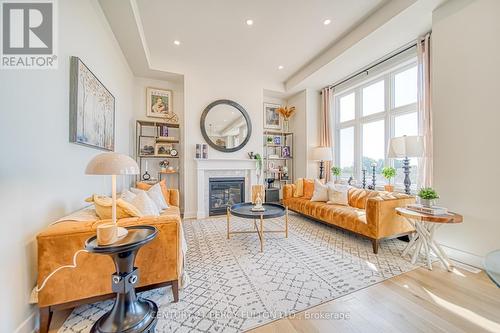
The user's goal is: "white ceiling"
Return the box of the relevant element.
[136,0,386,84]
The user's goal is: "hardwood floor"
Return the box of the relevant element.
[49,263,500,333]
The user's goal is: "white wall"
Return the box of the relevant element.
[432,0,500,266]
[287,91,307,179]
[0,0,135,331]
[182,69,265,217]
[133,77,185,211]
[287,89,321,180]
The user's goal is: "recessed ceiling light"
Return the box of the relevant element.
[323,19,331,25]
[278,65,284,70]
[173,40,181,46]
[246,19,254,26]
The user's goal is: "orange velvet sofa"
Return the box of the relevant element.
[36,189,182,333]
[283,184,415,254]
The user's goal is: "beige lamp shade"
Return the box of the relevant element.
[311,147,333,161]
[387,135,424,158]
[85,152,140,175]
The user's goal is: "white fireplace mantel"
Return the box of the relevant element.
[195,158,258,218]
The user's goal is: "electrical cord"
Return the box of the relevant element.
[35,249,89,292]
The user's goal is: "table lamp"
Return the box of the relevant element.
[86,152,140,244]
[387,135,424,194]
[311,147,333,180]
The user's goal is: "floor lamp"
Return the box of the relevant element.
[387,135,424,194]
[311,147,333,180]
[86,152,140,244]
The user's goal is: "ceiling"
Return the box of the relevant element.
[136,0,386,84]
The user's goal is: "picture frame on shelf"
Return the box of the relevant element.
[140,137,156,155]
[273,136,281,145]
[146,87,178,124]
[69,56,115,151]
[155,143,172,156]
[263,103,282,130]
[282,146,290,158]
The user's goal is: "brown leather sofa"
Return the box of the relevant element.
[36,189,182,333]
[283,184,415,254]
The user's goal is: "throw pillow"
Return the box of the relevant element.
[85,195,142,219]
[121,190,136,203]
[303,179,315,200]
[136,179,170,204]
[327,184,350,206]
[132,182,168,210]
[131,191,160,216]
[293,178,304,197]
[310,179,329,202]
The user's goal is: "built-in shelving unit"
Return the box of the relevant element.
[135,120,181,191]
[263,130,294,191]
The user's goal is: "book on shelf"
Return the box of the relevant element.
[157,136,177,142]
[406,204,448,215]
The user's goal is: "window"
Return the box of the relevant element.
[334,58,419,189]
[339,93,355,122]
[339,127,354,177]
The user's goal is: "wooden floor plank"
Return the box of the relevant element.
[48,264,500,333]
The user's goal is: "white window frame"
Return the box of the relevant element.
[334,58,419,189]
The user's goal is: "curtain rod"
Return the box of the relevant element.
[321,41,418,92]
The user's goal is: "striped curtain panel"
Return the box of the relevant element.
[320,87,335,182]
[417,34,433,188]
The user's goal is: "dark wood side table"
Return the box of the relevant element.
[85,226,158,333]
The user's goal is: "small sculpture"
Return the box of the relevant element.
[251,192,265,212]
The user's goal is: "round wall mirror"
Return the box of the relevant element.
[200,99,252,152]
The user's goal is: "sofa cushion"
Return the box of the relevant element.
[311,179,329,202]
[137,179,170,205]
[327,183,350,206]
[293,178,304,197]
[348,188,379,209]
[303,179,314,199]
[85,195,142,219]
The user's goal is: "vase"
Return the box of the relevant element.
[419,198,436,207]
[283,119,289,132]
[384,185,394,192]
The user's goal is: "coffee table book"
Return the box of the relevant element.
[406,204,448,216]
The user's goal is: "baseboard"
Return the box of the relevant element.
[183,211,197,219]
[14,310,37,333]
[439,244,484,269]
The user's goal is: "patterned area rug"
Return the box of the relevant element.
[59,212,419,332]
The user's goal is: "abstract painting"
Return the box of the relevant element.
[69,56,115,151]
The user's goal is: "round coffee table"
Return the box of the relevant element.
[227,203,288,252]
[85,226,158,333]
[396,207,463,271]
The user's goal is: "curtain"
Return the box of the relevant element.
[320,87,334,181]
[417,33,433,188]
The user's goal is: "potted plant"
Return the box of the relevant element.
[418,187,439,207]
[331,166,341,183]
[381,166,396,192]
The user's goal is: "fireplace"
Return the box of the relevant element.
[209,177,245,216]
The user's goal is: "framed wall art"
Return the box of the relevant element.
[69,56,115,151]
[263,103,282,130]
[146,87,178,124]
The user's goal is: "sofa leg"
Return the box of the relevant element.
[372,239,379,254]
[171,279,179,303]
[39,307,52,333]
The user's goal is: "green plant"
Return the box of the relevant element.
[331,166,341,179]
[381,167,396,184]
[418,187,439,200]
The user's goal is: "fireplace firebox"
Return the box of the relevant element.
[209,177,245,216]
